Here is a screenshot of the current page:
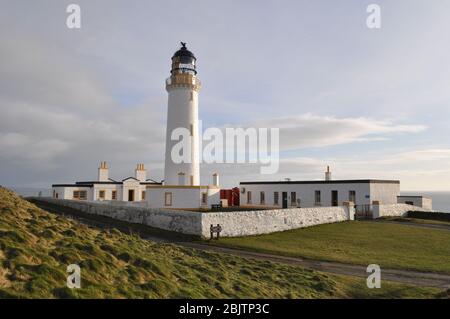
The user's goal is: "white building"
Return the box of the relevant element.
[239,167,404,214]
[52,162,160,202]
[397,195,433,210]
[145,43,220,209]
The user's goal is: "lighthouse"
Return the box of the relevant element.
[164,42,201,186]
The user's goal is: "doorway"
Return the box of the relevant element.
[282,192,288,208]
[128,189,135,201]
[331,190,338,206]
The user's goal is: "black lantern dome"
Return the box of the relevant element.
[171,42,197,75]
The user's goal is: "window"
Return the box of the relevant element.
[189,124,193,136]
[190,91,194,101]
[247,191,252,204]
[260,191,265,205]
[142,191,146,201]
[190,175,194,186]
[315,190,321,205]
[290,192,296,205]
[274,192,279,205]
[55,193,59,199]
[349,191,356,203]
[99,190,105,200]
[165,192,172,206]
[201,192,208,205]
[53,190,56,198]
[73,190,87,200]
[112,190,117,200]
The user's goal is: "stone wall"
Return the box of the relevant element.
[201,206,354,237]
[34,198,202,236]
[372,203,434,219]
[32,198,355,238]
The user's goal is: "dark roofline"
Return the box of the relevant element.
[122,176,139,182]
[52,184,93,188]
[76,181,122,185]
[398,195,431,199]
[53,180,162,187]
[240,179,400,185]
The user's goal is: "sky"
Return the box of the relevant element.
[1,0,450,191]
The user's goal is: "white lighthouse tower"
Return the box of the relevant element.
[164,42,201,186]
[145,43,220,209]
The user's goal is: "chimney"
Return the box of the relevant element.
[98,161,109,181]
[325,166,332,181]
[135,163,147,182]
[212,173,219,187]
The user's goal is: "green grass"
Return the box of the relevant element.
[380,216,450,226]
[0,187,446,298]
[210,221,450,274]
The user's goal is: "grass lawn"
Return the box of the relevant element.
[210,221,450,274]
[0,187,446,298]
[380,216,450,226]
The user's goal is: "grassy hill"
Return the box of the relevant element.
[0,187,445,298]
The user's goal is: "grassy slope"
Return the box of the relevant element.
[211,221,450,274]
[0,187,444,298]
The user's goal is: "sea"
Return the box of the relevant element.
[8,187,450,213]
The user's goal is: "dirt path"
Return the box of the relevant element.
[30,199,450,289]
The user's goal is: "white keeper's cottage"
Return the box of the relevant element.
[52,162,160,202]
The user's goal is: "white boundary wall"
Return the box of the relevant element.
[31,198,355,238]
[372,203,434,219]
[202,206,354,237]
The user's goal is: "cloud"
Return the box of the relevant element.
[0,29,166,186]
[228,113,426,150]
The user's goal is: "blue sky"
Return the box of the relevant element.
[1,0,450,190]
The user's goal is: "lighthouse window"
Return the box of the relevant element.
[201,192,208,205]
[190,124,193,136]
[190,91,194,101]
[247,191,252,204]
[260,191,265,205]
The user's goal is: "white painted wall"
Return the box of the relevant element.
[33,197,355,238]
[164,86,200,186]
[397,196,433,210]
[239,182,400,209]
[52,186,93,201]
[370,183,400,205]
[239,183,375,208]
[147,186,220,209]
[202,205,355,237]
[372,203,434,219]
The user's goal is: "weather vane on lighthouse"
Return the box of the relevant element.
[180,41,187,48]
